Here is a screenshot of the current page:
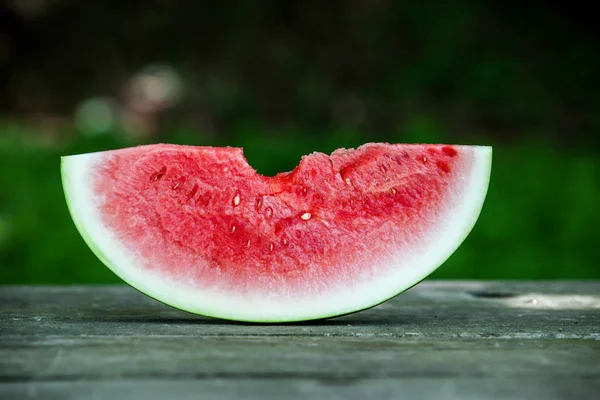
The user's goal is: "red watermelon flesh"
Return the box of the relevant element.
[62,143,491,322]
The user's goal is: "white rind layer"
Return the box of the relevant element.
[61,146,492,322]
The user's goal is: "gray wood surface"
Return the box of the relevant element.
[1,281,599,399]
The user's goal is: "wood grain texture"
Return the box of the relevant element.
[1,281,599,399]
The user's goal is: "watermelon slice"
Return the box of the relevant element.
[61,143,491,322]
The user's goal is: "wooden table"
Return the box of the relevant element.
[1,281,599,399]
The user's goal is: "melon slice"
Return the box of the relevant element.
[61,143,491,322]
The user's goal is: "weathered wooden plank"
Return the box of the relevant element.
[1,282,599,340]
[1,282,599,399]
[1,336,599,381]
[2,378,600,400]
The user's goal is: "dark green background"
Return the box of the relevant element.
[1,1,598,283]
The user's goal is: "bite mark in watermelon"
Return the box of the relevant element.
[61,143,492,322]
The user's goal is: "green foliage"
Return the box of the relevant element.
[1,1,598,282]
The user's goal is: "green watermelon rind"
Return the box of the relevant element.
[61,145,492,323]
[319,147,493,322]
[62,156,232,322]
[63,155,236,322]
[62,158,113,272]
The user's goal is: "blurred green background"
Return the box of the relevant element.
[1,1,598,283]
